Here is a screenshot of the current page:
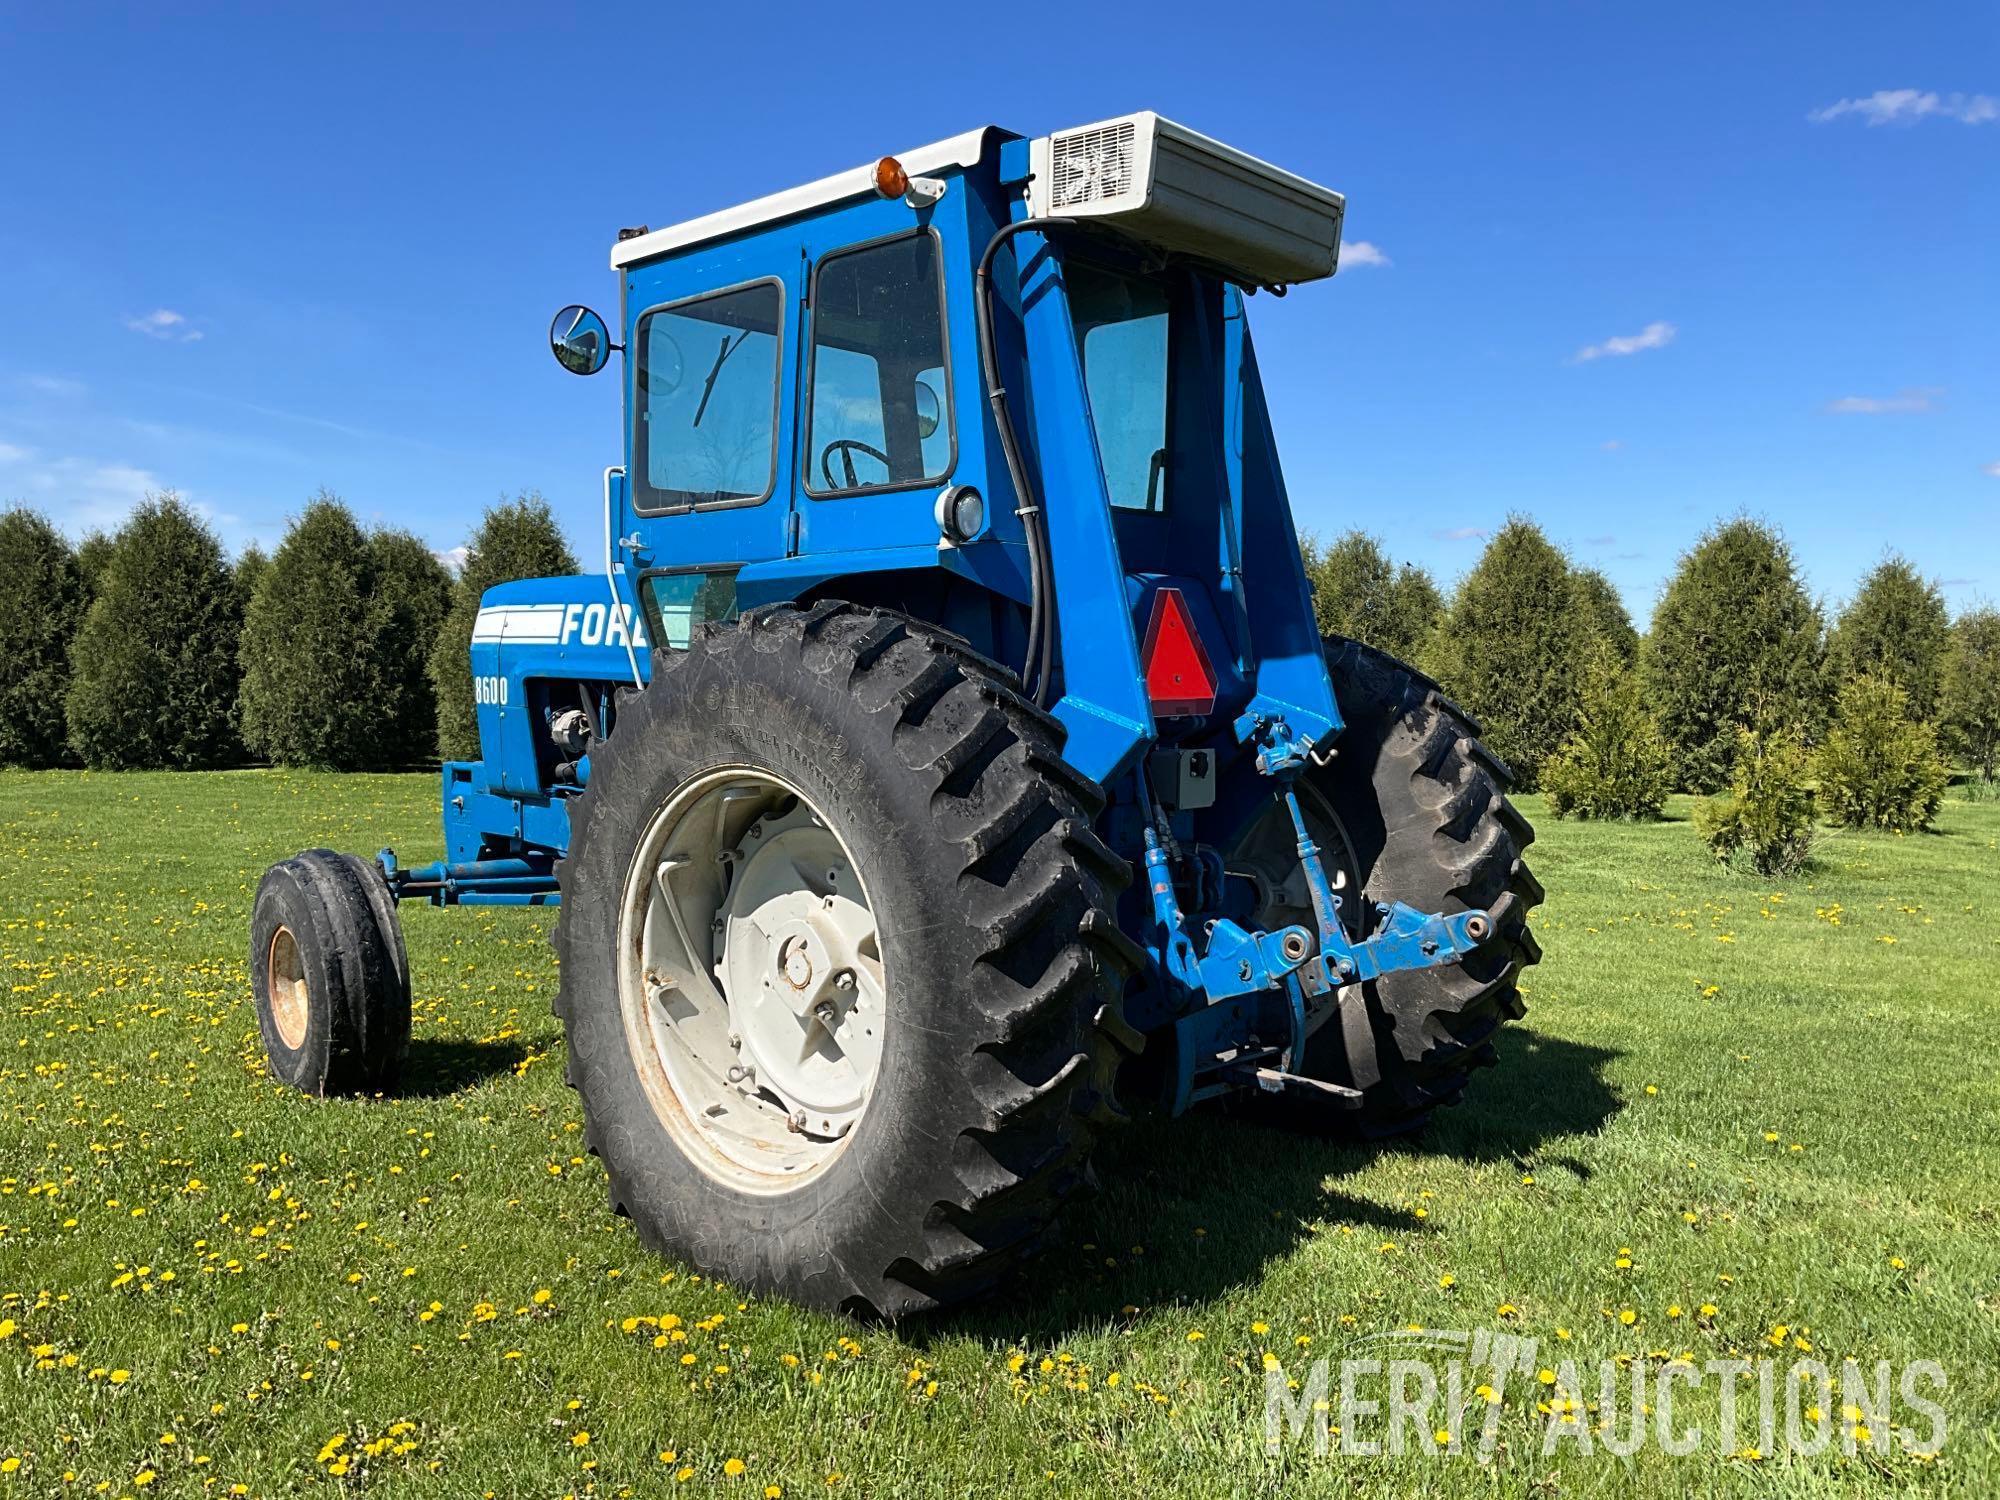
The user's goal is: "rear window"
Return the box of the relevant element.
[1065,262,1171,513]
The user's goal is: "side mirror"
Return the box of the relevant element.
[550,305,612,376]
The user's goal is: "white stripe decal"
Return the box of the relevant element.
[471,601,649,650]
[472,604,565,644]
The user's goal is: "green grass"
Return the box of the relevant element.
[1,770,1995,1497]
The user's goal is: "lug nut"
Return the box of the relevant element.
[813,1000,838,1028]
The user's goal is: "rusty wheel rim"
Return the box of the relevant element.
[266,924,310,1051]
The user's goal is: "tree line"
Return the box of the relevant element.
[2,497,1995,827]
[0,491,576,772]
[1302,518,1999,867]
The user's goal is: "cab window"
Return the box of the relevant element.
[805,233,952,495]
[640,571,739,649]
[634,281,782,512]
[1065,262,1171,513]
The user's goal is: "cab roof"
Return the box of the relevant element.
[609,127,1009,270]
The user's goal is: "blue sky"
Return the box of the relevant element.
[1,2,1993,620]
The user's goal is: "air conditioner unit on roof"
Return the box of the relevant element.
[1027,112,1345,286]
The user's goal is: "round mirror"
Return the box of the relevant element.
[550,305,611,376]
[914,379,942,441]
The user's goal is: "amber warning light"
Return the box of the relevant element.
[1141,588,1218,718]
[873,156,910,199]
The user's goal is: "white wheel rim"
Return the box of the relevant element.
[616,766,886,1192]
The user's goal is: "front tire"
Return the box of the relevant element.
[250,850,410,1095]
[554,603,1136,1316]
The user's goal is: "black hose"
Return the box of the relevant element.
[974,215,1074,706]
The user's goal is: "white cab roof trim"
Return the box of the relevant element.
[610,127,1000,269]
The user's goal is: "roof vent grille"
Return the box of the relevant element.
[1048,120,1138,209]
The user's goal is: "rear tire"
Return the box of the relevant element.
[250,850,410,1095]
[554,602,1137,1317]
[1239,638,1541,1135]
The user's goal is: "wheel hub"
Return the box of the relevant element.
[618,769,886,1191]
[715,806,880,1138]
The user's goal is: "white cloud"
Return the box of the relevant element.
[1600,439,1622,451]
[125,308,204,342]
[1809,90,1999,127]
[1434,525,1488,541]
[434,545,470,574]
[1342,240,1391,269]
[5,453,175,535]
[1572,321,1676,363]
[1983,461,2000,477]
[21,374,86,397]
[0,441,29,464]
[1825,387,1941,414]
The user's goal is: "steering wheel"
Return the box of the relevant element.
[819,438,891,490]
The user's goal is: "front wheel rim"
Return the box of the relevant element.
[267,925,310,1050]
[616,766,886,1193]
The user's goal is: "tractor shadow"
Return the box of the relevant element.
[923,1027,1622,1346]
[397,1036,531,1097]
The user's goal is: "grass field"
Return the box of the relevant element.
[1,770,1995,1497]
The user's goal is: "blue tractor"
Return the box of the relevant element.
[251,115,1541,1317]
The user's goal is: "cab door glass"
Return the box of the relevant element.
[805,234,953,495]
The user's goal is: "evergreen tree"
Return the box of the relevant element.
[1572,567,1639,662]
[1695,729,1816,877]
[1644,518,1826,793]
[232,543,270,617]
[240,495,385,768]
[1942,606,2000,783]
[1814,674,1948,832]
[66,493,242,769]
[431,493,579,760]
[1542,640,1673,820]
[74,530,116,594]
[1298,530,1445,662]
[1826,555,1950,719]
[0,509,91,767]
[1427,517,1589,789]
[366,528,453,767]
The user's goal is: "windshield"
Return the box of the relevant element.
[1064,261,1171,513]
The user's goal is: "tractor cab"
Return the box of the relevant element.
[533,117,1350,788]
[251,114,1540,1319]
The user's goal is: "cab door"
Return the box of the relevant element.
[790,216,959,560]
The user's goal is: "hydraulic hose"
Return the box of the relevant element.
[974,215,1074,707]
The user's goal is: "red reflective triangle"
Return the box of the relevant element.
[1141,587,1218,718]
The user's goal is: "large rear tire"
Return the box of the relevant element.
[553,602,1136,1317]
[1233,637,1541,1134]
